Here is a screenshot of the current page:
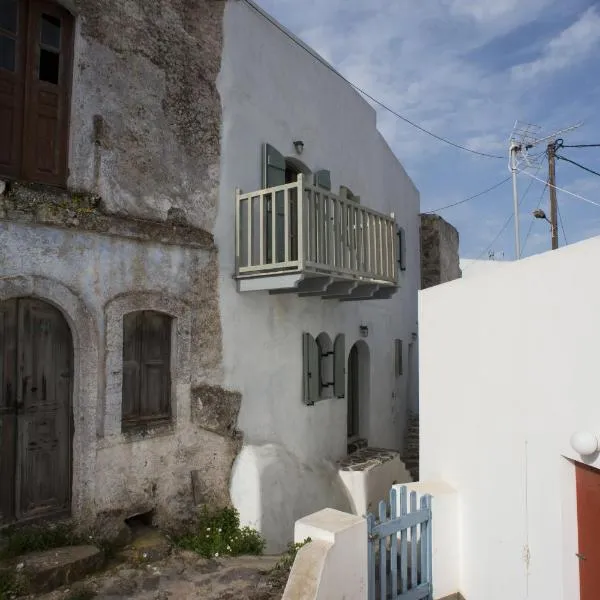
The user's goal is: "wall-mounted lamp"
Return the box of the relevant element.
[570,431,599,456]
[359,325,369,338]
[293,140,304,155]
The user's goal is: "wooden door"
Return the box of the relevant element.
[575,461,600,600]
[347,344,359,438]
[0,298,73,526]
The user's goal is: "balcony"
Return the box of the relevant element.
[235,174,399,300]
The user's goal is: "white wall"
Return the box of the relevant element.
[418,237,600,600]
[218,0,420,550]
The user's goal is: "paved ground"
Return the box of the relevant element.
[31,551,285,600]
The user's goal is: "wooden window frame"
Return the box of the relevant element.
[0,0,74,186]
[121,311,173,430]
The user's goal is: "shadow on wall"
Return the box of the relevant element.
[230,443,352,553]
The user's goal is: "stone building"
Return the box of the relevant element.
[419,213,462,289]
[0,0,420,550]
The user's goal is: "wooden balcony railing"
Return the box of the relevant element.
[235,174,398,287]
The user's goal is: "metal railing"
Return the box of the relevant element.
[235,174,398,284]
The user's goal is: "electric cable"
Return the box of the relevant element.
[518,170,600,208]
[522,181,548,254]
[557,201,568,246]
[424,176,512,213]
[555,154,600,178]
[243,0,504,160]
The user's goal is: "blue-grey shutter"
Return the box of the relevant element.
[314,170,331,191]
[263,143,286,188]
[333,334,345,398]
[398,226,407,271]
[303,333,319,405]
[263,144,286,262]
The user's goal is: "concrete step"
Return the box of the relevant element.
[1,545,104,595]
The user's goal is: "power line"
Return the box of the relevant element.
[560,143,600,148]
[518,170,600,208]
[555,154,600,178]
[424,176,512,213]
[243,0,504,160]
[472,168,539,261]
[557,201,568,245]
[523,181,548,254]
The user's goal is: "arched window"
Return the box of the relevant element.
[122,311,173,429]
[0,0,74,185]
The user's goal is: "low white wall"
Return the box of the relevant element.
[419,237,600,600]
[340,454,412,516]
[282,508,368,600]
[399,481,460,600]
[230,444,352,553]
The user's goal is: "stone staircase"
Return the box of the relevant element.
[402,412,419,481]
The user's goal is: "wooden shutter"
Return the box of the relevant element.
[333,334,345,398]
[302,333,319,405]
[263,144,286,262]
[263,143,286,188]
[398,226,407,271]
[314,169,331,191]
[0,0,27,179]
[395,339,403,376]
[139,311,172,420]
[122,312,142,424]
[22,0,74,186]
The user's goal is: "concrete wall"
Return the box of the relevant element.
[0,0,229,532]
[283,508,368,600]
[417,238,600,600]
[420,214,461,289]
[219,0,421,551]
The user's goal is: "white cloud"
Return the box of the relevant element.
[512,6,600,80]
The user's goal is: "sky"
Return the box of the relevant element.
[254,0,600,260]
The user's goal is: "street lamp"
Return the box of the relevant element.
[533,209,550,223]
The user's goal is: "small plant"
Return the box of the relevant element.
[0,523,83,560]
[0,569,24,600]
[175,507,265,558]
[267,538,312,591]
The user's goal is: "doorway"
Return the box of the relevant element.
[0,298,73,526]
[347,340,370,445]
[576,461,600,600]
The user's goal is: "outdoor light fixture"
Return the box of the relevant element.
[359,325,369,338]
[293,140,304,155]
[533,209,550,223]
[570,431,599,456]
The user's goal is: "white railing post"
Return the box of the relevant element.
[297,174,305,270]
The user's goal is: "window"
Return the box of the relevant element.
[302,332,345,405]
[0,0,74,185]
[122,311,173,429]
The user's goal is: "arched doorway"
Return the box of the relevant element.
[347,340,370,444]
[0,298,73,525]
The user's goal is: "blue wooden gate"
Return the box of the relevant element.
[367,486,432,600]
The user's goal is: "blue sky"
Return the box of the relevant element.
[254,0,600,260]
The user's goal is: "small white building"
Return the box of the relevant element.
[419,236,600,600]
[0,0,419,551]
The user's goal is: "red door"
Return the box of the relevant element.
[575,461,600,600]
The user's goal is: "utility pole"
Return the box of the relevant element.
[547,141,559,250]
[509,141,521,259]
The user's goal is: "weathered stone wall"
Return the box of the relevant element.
[0,0,230,533]
[420,214,462,290]
[66,0,225,230]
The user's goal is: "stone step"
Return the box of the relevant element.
[1,545,104,595]
[117,527,172,565]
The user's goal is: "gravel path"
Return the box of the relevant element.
[32,551,285,600]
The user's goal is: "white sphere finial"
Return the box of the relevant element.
[570,431,599,456]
